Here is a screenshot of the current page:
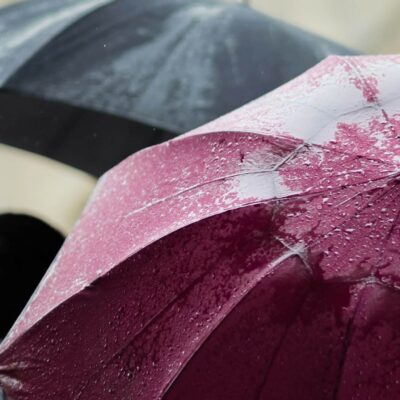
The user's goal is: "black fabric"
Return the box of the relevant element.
[0,91,173,176]
[2,0,355,134]
[0,0,356,175]
[0,214,64,338]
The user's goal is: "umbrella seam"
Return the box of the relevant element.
[253,286,313,399]
[303,180,400,269]
[72,248,232,399]
[332,284,366,400]
[160,247,314,398]
[342,57,397,139]
[4,161,395,358]
[124,167,397,220]
[2,173,386,355]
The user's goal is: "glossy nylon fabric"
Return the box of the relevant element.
[0,0,353,176]
[1,55,400,399]
[1,0,353,134]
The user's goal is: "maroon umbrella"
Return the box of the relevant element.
[1,54,400,399]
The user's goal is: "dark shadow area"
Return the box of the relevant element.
[0,213,64,338]
[0,90,174,177]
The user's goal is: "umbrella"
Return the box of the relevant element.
[0,91,172,177]
[0,214,64,339]
[0,0,354,176]
[2,53,398,399]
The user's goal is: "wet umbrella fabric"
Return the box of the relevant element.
[2,54,399,399]
[0,0,112,85]
[0,0,354,175]
[2,0,354,132]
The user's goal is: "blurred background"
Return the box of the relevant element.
[1,0,400,53]
[252,0,400,53]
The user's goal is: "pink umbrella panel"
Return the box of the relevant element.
[1,54,400,399]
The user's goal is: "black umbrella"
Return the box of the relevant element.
[0,214,64,338]
[0,91,172,176]
[0,0,354,176]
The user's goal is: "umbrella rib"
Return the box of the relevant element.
[308,142,397,170]
[292,171,396,204]
[39,1,133,62]
[74,240,306,399]
[253,286,313,400]
[214,100,399,171]
[304,181,399,255]
[238,172,395,211]
[270,96,399,170]
[251,130,396,171]
[383,190,400,243]
[216,58,399,398]
[200,82,400,170]
[161,246,313,398]
[283,95,398,123]
[342,58,382,110]
[129,9,222,134]
[124,169,277,218]
[73,249,230,398]
[274,237,313,276]
[281,96,397,150]
[342,57,399,138]
[125,164,396,220]
[332,284,366,400]
[271,175,397,260]
[114,169,399,381]
[272,143,306,171]
[281,131,395,171]
[321,276,400,292]
[329,175,398,209]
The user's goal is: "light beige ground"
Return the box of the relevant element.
[0,0,22,6]
[1,0,399,53]
[251,0,400,53]
[0,144,96,234]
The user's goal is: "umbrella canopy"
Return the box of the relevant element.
[0,214,64,339]
[0,91,172,176]
[2,54,399,399]
[0,0,354,175]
